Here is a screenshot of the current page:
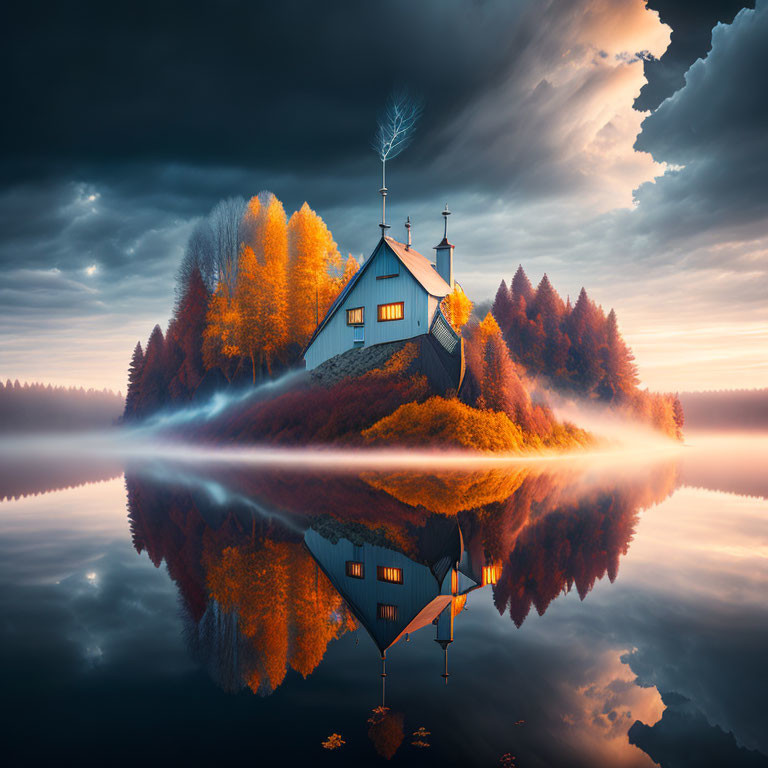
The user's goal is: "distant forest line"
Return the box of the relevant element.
[0,380,123,433]
[680,389,768,430]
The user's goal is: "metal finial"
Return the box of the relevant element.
[381,652,387,707]
[405,216,411,249]
[379,186,390,233]
[441,203,451,239]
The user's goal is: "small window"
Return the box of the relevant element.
[346,561,364,579]
[482,564,502,586]
[377,302,404,322]
[353,325,364,343]
[346,307,364,325]
[377,566,403,584]
[377,603,398,621]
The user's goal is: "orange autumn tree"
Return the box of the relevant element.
[289,546,355,678]
[243,193,289,374]
[205,539,355,694]
[205,540,290,692]
[235,245,264,383]
[202,192,360,382]
[287,203,341,348]
[202,283,241,380]
[441,284,473,332]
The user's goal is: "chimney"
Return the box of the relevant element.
[433,204,454,289]
[405,216,412,250]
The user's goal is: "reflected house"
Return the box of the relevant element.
[304,517,499,684]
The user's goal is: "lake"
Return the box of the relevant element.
[1,432,766,767]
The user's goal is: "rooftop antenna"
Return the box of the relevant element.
[380,652,387,707]
[405,216,412,250]
[441,203,451,241]
[373,89,423,236]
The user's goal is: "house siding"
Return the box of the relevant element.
[304,240,431,369]
[304,530,442,652]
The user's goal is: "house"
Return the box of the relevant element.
[304,516,499,690]
[303,210,461,370]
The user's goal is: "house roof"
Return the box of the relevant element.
[383,237,452,298]
[303,236,453,355]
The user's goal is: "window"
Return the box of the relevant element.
[346,307,364,325]
[346,561,364,579]
[482,564,502,586]
[353,325,364,343]
[377,302,404,322]
[377,603,398,621]
[377,566,403,584]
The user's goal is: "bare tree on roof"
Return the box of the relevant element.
[373,89,423,229]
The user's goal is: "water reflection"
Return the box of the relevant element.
[2,438,767,766]
[124,458,679,700]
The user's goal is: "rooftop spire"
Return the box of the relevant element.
[380,652,387,707]
[379,184,389,234]
[442,203,451,241]
[405,216,412,250]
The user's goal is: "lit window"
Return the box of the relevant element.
[347,307,364,325]
[353,325,364,343]
[377,603,398,621]
[482,564,502,586]
[377,302,404,322]
[377,566,403,584]
[346,561,364,579]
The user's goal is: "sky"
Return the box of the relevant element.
[1,0,766,395]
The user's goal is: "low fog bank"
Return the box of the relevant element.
[549,396,682,451]
[2,426,766,502]
[0,433,124,501]
[0,381,124,433]
[680,389,768,432]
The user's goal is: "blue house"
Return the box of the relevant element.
[303,213,460,370]
[304,517,501,688]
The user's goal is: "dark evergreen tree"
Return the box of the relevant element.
[168,266,210,401]
[510,265,534,305]
[137,325,167,416]
[598,308,638,402]
[124,342,145,419]
[491,279,514,334]
[565,288,604,393]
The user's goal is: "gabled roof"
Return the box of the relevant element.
[303,236,452,354]
[383,237,452,298]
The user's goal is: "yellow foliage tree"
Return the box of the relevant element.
[202,283,241,379]
[239,193,289,374]
[441,285,473,332]
[287,203,341,348]
[362,395,527,452]
[235,245,265,383]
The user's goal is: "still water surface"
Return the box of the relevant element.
[1,433,766,767]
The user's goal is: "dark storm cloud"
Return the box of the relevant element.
[635,0,755,111]
[632,2,768,242]
[1,0,528,181]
